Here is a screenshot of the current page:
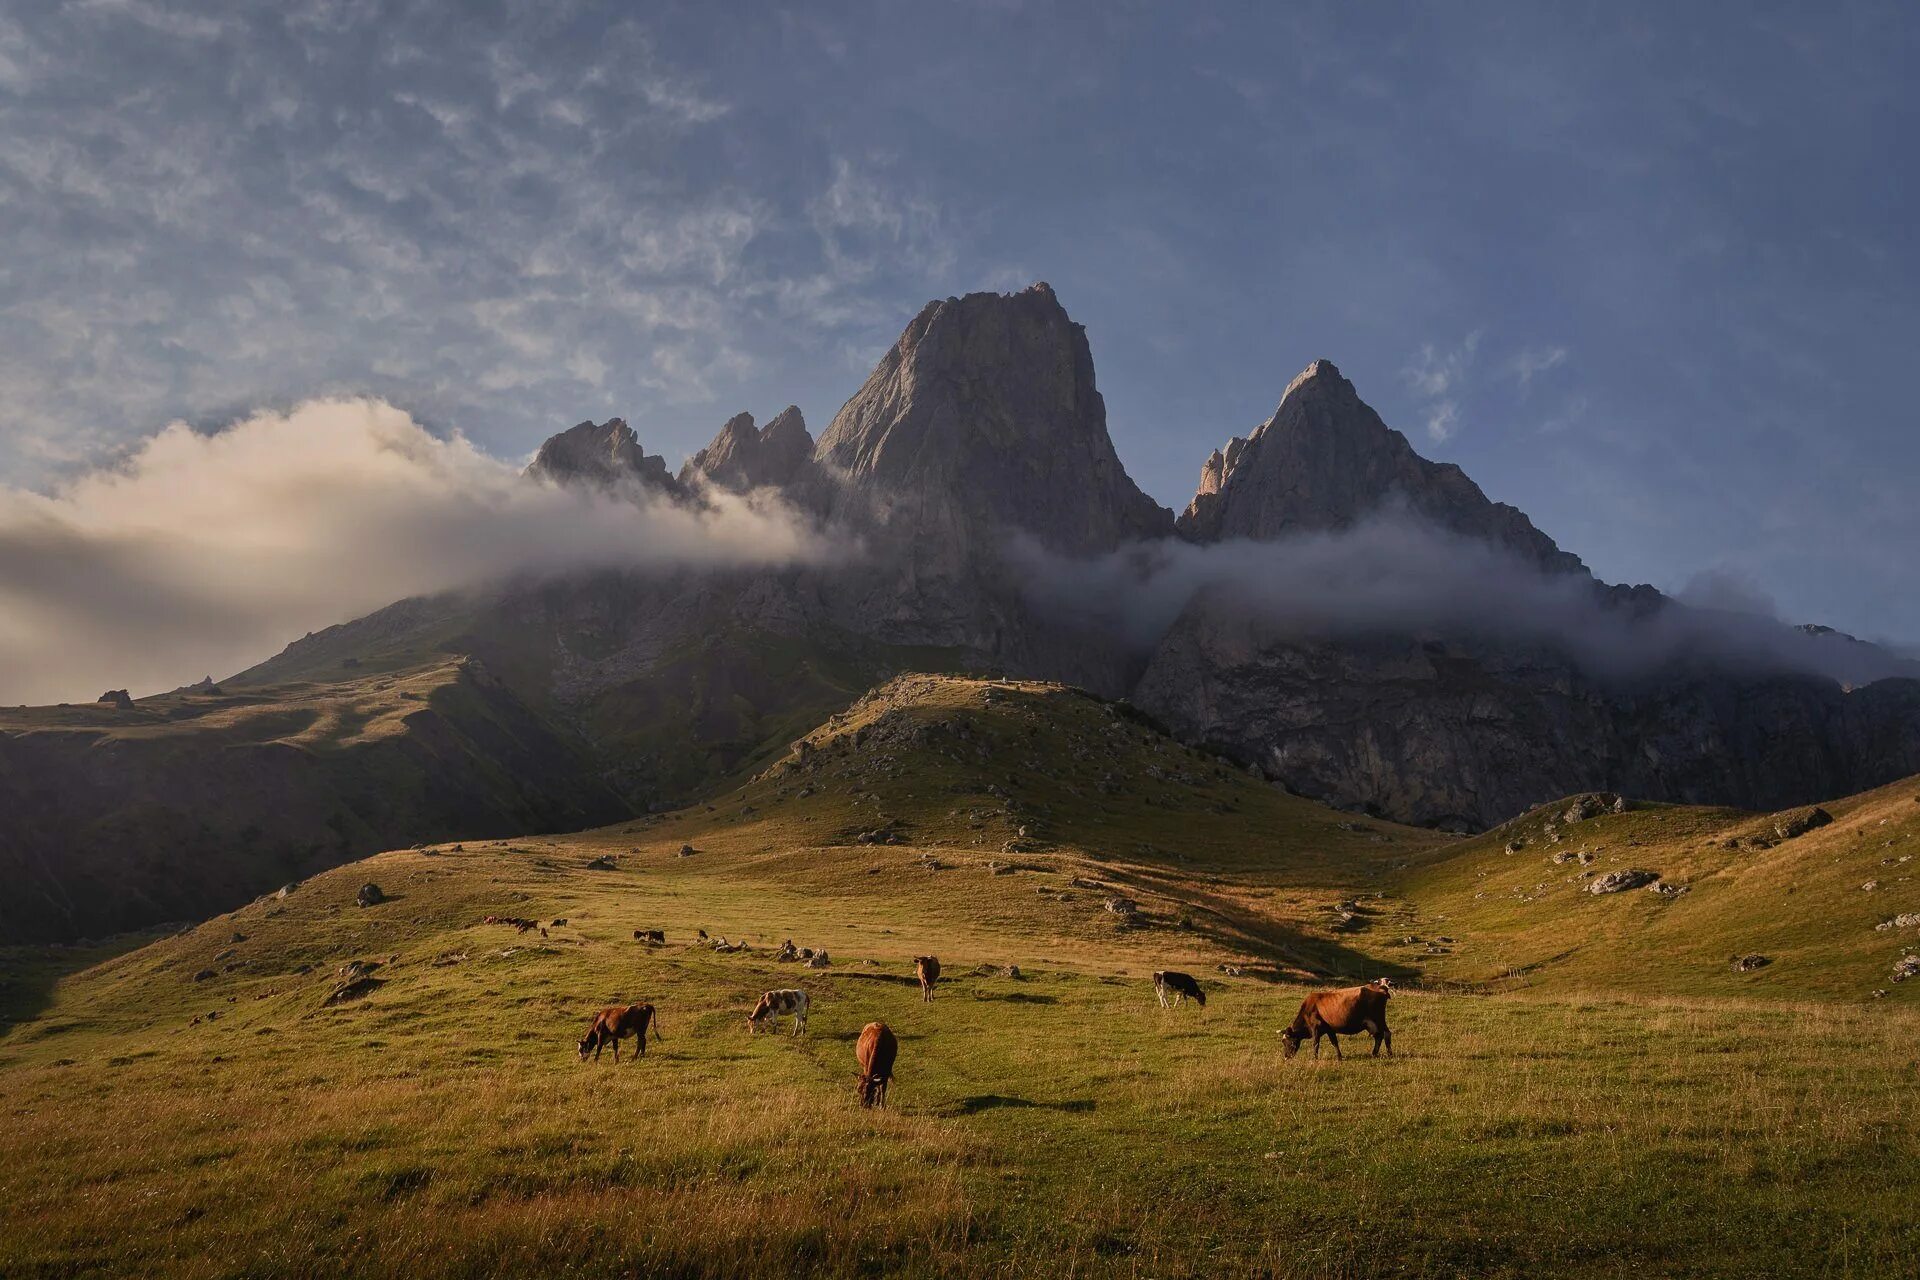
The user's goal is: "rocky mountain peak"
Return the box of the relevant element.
[527,418,675,494]
[1178,360,1585,574]
[680,407,816,492]
[812,283,1172,556]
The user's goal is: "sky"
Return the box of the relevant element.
[2,0,1918,692]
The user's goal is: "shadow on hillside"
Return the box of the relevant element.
[0,933,159,1034]
[969,991,1057,1004]
[947,1094,1096,1116]
[1117,874,1422,983]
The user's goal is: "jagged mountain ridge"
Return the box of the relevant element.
[9,282,1918,942]
[250,281,1917,833]
[1178,359,1584,574]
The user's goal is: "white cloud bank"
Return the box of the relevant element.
[0,398,840,704]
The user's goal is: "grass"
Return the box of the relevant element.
[5,675,1920,1276]
[1400,779,1920,1000]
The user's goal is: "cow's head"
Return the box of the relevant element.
[576,1031,597,1060]
[1280,1028,1304,1059]
[855,1073,879,1108]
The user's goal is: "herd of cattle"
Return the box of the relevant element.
[578,950,1395,1107]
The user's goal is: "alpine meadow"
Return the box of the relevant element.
[5,5,1920,1279]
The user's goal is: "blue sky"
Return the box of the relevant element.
[3,1,1917,643]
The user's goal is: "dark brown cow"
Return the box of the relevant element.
[1280,979,1393,1060]
[578,1003,660,1063]
[855,1021,898,1108]
[914,956,941,1003]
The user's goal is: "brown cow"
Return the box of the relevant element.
[1280,979,1393,1060]
[914,956,941,1003]
[577,1003,660,1063]
[855,1021,898,1108]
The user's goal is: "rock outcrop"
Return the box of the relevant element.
[1177,360,1582,573]
[814,282,1173,557]
[526,418,676,494]
[680,407,815,493]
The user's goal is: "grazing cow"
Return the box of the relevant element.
[577,1003,661,1063]
[1280,979,1393,1060]
[1152,970,1206,1008]
[915,956,941,1002]
[854,1021,899,1108]
[632,928,665,944]
[747,988,809,1036]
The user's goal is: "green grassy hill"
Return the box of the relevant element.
[3,676,1918,1277]
[1398,779,1920,1001]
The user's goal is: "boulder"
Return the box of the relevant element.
[1773,807,1833,841]
[97,689,134,710]
[356,883,385,907]
[1587,869,1658,895]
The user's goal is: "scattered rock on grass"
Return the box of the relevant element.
[1733,954,1771,972]
[356,883,385,907]
[1773,807,1833,841]
[324,977,384,1006]
[1587,869,1658,894]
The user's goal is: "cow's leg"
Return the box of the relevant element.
[612,1035,621,1064]
[593,1036,604,1061]
[1312,1030,1322,1059]
[1329,1033,1342,1061]
[1382,1026,1393,1057]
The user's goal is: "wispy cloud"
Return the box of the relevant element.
[1508,344,1569,388]
[1403,331,1481,442]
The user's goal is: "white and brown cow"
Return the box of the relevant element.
[747,988,810,1036]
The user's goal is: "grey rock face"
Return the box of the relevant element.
[814,282,1172,557]
[526,418,676,494]
[680,407,816,493]
[1132,583,1920,829]
[1177,360,1583,574]
[1134,358,1920,830]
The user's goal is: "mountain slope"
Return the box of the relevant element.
[0,660,627,943]
[1397,776,1920,999]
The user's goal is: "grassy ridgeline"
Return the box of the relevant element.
[4,677,1919,1276]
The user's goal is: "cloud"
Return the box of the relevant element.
[1403,331,1480,442]
[1507,344,1569,387]
[1010,513,1917,690]
[1403,331,1481,399]
[0,399,845,704]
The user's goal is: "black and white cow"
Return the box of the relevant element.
[747,988,810,1036]
[1152,970,1207,1008]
